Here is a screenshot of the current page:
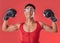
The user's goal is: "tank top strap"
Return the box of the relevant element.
[19,23,24,31]
[35,21,42,30]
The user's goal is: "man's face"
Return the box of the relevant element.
[24,6,35,18]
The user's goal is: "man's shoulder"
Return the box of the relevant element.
[16,22,24,25]
[15,22,24,29]
[37,21,44,28]
[37,21,43,25]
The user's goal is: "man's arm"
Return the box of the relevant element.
[39,21,58,33]
[2,20,20,32]
[2,8,20,32]
[40,9,58,33]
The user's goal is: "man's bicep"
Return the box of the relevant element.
[39,21,52,32]
[6,23,20,32]
[43,24,52,31]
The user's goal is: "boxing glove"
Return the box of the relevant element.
[44,9,57,22]
[4,8,17,20]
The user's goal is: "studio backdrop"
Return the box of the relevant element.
[0,0,60,43]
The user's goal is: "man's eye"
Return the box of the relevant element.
[31,9,34,11]
[25,8,34,11]
[26,8,29,9]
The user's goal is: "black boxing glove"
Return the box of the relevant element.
[4,8,17,20]
[44,9,57,22]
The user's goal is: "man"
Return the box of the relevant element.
[2,4,58,43]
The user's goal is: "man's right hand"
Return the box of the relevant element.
[4,8,17,20]
[2,8,20,32]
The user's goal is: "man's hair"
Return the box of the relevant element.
[24,4,36,9]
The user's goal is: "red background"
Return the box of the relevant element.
[0,0,60,43]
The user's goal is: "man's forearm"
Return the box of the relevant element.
[52,22,58,32]
[2,20,8,31]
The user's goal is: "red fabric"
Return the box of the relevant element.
[19,21,42,43]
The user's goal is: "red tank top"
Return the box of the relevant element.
[19,21,42,43]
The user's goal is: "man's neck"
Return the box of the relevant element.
[25,18,35,26]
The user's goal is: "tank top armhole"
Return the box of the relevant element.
[36,21,43,30]
[19,23,24,30]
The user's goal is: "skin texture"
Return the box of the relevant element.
[2,6,58,33]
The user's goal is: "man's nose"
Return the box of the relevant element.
[29,9,31,11]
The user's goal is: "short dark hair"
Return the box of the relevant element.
[24,4,36,9]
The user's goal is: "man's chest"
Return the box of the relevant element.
[23,23,37,32]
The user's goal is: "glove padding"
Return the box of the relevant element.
[4,8,17,20]
[44,9,57,22]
